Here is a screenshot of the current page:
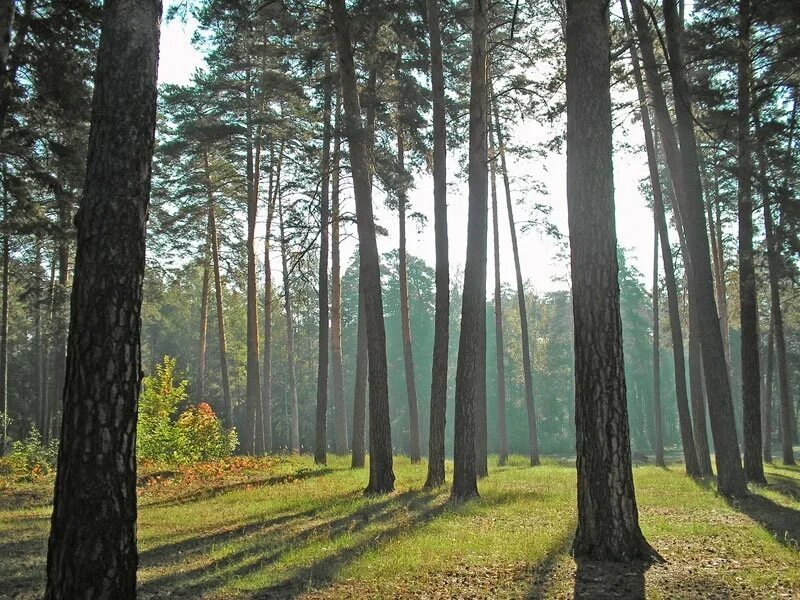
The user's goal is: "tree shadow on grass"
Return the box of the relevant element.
[766,472,800,503]
[524,534,573,599]
[728,492,800,550]
[572,559,649,599]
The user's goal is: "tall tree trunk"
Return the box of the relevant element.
[197,232,211,403]
[203,152,233,428]
[567,0,656,561]
[451,0,488,502]
[0,184,7,455]
[492,94,539,466]
[315,56,332,466]
[424,0,450,489]
[279,195,300,454]
[620,0,700,476]
[0,0,30,137]
[489,119,508,467]
[351,289,367,468]
[736,0,765,484]
[652,223,665,466]
[330,97,347,455]
[0,0,14,76]
[331,0,394,494]
[632,0,747,496]
[48,195,70,448]
[706,176,731,371]
[397,125,421,464]
[34,239,45,438]
[762,316,774,463]
[45,2,161,596]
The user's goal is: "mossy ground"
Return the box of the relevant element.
[1,455,798,598]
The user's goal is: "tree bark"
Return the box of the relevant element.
[351,288,367,468]
[45,2,161,597]
[652,222,665,467]
[489,118,508,467]
[315,55,332,465]
[279,194,300,453]
[424,0,450,489]
[0,184,7,455]
[492,95,539,466]
[197,228,211,403]
[331,0,394,493]
[762,316,774,463]
[451,0,488,502]
[620,0,699,476]
[567,0,656,561]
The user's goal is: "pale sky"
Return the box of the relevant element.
[156,10,655,296]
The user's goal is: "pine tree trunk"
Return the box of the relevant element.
[397,126,421,464]
[0,187,7,455]
[489,120,508,467]
[45,2,160,596]
[279,195,300,454]
[197,231,211,403]
[48,197,70,447]
[452,0,488,502]
[762,316,774,463]
[331,0,394,493]
[0,0,30,136]
[568,0,656,561]
[330,97,347,455]
[424,0,450,489]
[34,239,45,439]
[203,152,233,428]
[706,180,731,372]
[315,57,332,466]
[620,0,700,476]
[351,289,367,468]
[492,95,539,466]
[652,223,665,467]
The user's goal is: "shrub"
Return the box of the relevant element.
[4,428,58,476]
[174,402,237,462]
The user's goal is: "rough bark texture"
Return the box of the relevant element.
[45,2,161,597]
[489,121,508,467]
[0,189,7,455]
[197,232,211,403]
[451,0,488,503]
[424,0,449,489]
[493,97,539,467]
[652,223,665,467]
[567,0,655,561]
[762,317,774,463]
[397,126,421,463]
[350,288,367,468]
[331,0,394,494]
[736,0,765,484]
[279,196,300,454]
[315,59,332,466]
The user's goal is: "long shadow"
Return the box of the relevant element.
[139,467,335,508]
[766,472,800,503]
[729,493,800,550]
[572,559,649,599]
[524,534,573,599]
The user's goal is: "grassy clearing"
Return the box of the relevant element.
[1,455,799,599]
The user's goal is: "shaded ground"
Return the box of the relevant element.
[1,456,799,599]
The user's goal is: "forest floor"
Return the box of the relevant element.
[1,454,799,599]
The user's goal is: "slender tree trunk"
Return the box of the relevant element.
[568,0,656,561]
[203,152,233,428]
[0,185,7,455]
[652,223,665,466]
[331,0,394,493]
[351,289,367,468]
[0,0,30,137]
[451,0,488,502]
[706,177,731,371]
[492,94,539,466]
[197,231,211,403]
[34,239,45,439]
[48,196,70,446]
[620,0,700,476]
[489,120,508,467]
[632,0,747,496]
[762,316,774,463]
[424,0,450,489]
[315,56,332,465]
[330,97,347,455]
[279,195,300,454]
[0,0,14,77]
[736,0,765,484]
[45,3,161,596]
[397,125,421,464]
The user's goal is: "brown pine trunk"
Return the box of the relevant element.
[492,95,539,466]
[620,0,700,476]
[762,316,774,463]
[315,56,332,465]
[48,197,70,446]
[331,0,394,493]
[279,195,300,454]
[451,0,488,502]
[0,185,7,455]
[45,2,160,596]
[330,97,347,455]
[706,177,731,371]
[351,289,367,468]
[568,0,656,561]
[397,125,421,464]
[489,119,508,467]
[652,223,665,467]
[34,239,45,438]
[197,231,211,403]
[203,152,233,428]
[424,0,450,489]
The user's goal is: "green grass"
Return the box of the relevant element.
[1,456,799,599]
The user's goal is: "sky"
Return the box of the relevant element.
[156,9,655,296]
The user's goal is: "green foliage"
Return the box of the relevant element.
[138,356,237,464]
[0,428,58,477]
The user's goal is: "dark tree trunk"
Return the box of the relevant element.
[48,196,71,448]
[567,0,655,561]
[330,97,347,455]
[620,0,700,476]
[315,56,332,465]
[34,239,45,439]
[424,0,450,489]
[203,153,233,428]
[489,119,508,467]
[492,95,540,467]
[197,231,211,403]
[0,185,7,455]
[45,2,161,597]
[762,316,774,463]
[736,0,765,484]
[706,178,731,371]
[652,223,665,467]
[351,288,367,468]
[279,195,300,453]
[632,0,747,496]
[397,125,421,463]
[331,0,394,493]
[451,0,488,503]
[0,0,30,136]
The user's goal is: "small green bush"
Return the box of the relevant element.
[4,428,58,476]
